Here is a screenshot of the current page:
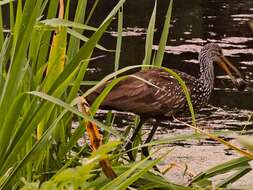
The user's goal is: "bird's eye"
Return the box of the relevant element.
[218,49,223,54]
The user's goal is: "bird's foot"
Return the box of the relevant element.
[142,146,161,173]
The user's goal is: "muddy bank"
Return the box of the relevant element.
[97,105,253,188]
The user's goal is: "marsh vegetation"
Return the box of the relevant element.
[0,0,252,189]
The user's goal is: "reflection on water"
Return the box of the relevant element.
[110,27,147,37]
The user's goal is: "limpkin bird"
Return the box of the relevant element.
[87,43,246,160]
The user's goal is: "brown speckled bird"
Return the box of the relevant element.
[87,43,246,160]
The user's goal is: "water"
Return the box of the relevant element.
[85,0,253,130]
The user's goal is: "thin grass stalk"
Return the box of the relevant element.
[0,36,11,90]
[0,8,3,48]
[142,0,156,66]
[67,59,89,103]
[190,156,251,186]
[9,1,14,29]
[85,0,99,25]
[66,0,87,62]
[64,0,71,19]
[10,0,22,63]
[67,28,111,52]
[29,28,45,80]
[154,0,173,66]
[217,166,251,188]
[36,0,59,71]
[174,118,253,159]
[114,6,123,72]
[39,0,49,16]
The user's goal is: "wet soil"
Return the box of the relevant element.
[150,106,253,188]
[96,105,253,188]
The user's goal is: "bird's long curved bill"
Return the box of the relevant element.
[216,55,247,91]
[216,55,241,82]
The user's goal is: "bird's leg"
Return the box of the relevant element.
[142,119,160,172]
[125,118,145,161]
[142,119,159,158]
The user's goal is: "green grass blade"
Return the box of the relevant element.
[66,59,89,103]
[114,6,123,72]
[121,130,232,154]
[29,28,45,77]
[9,1,14,30]
[100,156,152,190]
[85,0,99,24]
[66,0,87,61]
[64,0,71,19]
[190,156,251,184]
[90,76,128,115]
[161,66,196,126]
[217,166,251,188]
[67,28,113,52]
[0,94,26,163]
[38,18,98,31]
[0,8,3,48]
[79,81,99,86]
[28,91,122,138]
[36,0,58,71]
[101,150,170,190]
[0,35,11,90]
[154,0,173,66]
[43,26,67,92]
[58,122,86,158]
[114,151,170,190]
[11,0,22,59]
[142,1,156,66]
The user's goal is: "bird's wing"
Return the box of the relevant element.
[88,71,154,113]
[87,68,196,116]
[152,69,196,116]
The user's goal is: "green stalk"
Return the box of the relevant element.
[114,6,123,72]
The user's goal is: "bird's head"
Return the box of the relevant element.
[200,43,246,91]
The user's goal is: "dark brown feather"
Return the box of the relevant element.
[86,68,198,117]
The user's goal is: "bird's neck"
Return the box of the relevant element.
[198,56,215,89]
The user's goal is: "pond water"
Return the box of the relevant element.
[86,0,253,129]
